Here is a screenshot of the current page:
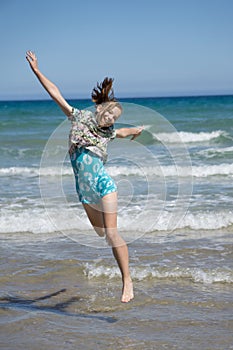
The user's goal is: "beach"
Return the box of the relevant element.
[0,96,233,349]
[1,230,232,349]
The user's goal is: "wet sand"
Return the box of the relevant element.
[0,232,232,349]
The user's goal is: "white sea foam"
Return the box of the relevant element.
[181,210,233,230]
[108,164,233,178]
[1,207,232,234]
[0,166,73,177]
[190,163,233,177]
[84,263,233,284]
[0,207,92,234]
[1,163,233,178]
[153,130,227,144]
[197,146,233,158]
[118,209,233,232]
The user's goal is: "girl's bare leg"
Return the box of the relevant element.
[111,244,134,303]
[101,192,134,303]
[82,203,105,237]
[83,194,134,303]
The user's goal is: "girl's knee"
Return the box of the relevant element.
[105,229,124,246]
[94,226,105,237]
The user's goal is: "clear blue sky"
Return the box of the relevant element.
[1,0,233,100]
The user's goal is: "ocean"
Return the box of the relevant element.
[0,95,232,349]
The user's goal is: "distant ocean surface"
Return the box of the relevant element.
[1,95,233,350]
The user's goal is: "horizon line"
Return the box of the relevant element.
[1,92,233,103]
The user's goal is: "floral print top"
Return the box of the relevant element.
[68,108,116,163]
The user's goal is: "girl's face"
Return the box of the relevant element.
[96,103,122,127]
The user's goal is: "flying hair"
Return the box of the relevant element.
[91,77,117,105]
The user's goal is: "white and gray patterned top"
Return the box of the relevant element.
[68,108,116,163]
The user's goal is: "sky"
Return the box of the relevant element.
[0,0,233,100]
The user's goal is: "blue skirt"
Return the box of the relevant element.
[70,147,117,204]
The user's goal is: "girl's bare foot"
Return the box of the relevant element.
[121,278,134,303]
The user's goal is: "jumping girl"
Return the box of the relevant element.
[26,51,143,302]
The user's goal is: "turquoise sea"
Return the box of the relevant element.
[0,95,233,349]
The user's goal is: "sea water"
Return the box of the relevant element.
[0,96,232,349]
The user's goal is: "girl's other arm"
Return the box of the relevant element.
[116,126,144,140]
[26,51,72,117]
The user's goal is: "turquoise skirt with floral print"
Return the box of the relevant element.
[70,147,117,204]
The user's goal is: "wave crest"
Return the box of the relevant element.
[0,208,233,234]
[1,163,233,178]
[153,130,229,143]
[84,263,233,284]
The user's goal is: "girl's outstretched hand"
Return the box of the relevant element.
[130,126,144,141]
[26,50,38,72]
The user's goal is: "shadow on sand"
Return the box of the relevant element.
[0,289,117,323]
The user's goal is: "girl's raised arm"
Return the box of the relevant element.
[26,51,73,117]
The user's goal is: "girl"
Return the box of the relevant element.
[26,51,143,302]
